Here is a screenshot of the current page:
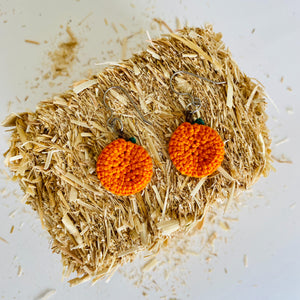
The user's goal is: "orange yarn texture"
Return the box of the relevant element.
[96,139,153,196]
[169,122,224,178]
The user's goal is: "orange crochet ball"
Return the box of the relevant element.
[169,122,224,178]
[96,139,153,196]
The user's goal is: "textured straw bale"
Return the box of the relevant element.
[3,25,271,285]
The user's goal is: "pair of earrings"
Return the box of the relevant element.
[96,71,225,196]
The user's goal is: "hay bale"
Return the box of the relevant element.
[3,25,271,285]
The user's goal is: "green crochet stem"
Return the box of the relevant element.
[128,137,137,144]
[192,118,205,125]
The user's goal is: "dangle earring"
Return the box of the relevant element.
[168,71,226,178]
[96,86,153,196]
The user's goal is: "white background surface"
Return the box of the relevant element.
[0,0,299,299]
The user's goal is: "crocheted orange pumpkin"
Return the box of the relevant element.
[169,122,224,178]
[96,138,153,196]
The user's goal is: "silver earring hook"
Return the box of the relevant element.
[170,70,226,114]
[107,116,124,133]
[103,86,152,135]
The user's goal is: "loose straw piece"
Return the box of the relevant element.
[25,39,40,45]
[191,177,207,198]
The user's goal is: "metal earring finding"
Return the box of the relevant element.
[169,70,226,123]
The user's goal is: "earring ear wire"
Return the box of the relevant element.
[169,70,226,123]
[103,85,152,137]
[96,85,153,196]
